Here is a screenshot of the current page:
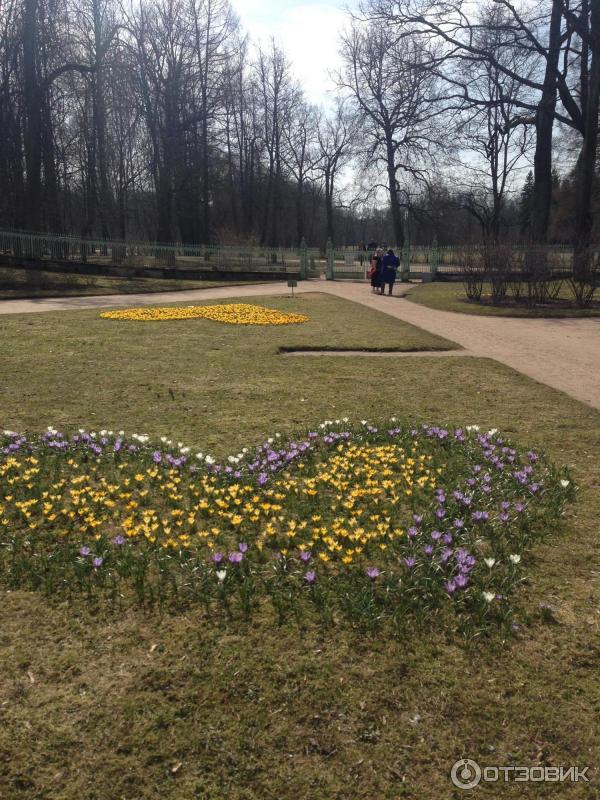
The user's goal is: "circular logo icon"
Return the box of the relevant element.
[451,759,482,790]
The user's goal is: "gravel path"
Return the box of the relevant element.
[2,279,599,410]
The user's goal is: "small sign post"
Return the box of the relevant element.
[287,279,298,297]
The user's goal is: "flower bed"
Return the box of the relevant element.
[100,303,309,325]
[0,422,573,633]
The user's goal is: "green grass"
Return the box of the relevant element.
[408,280,600,317]
[0,291,599,799]
[0,265,263,300]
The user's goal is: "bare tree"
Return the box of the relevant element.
[315,101,355,244]
[339,17,445,246]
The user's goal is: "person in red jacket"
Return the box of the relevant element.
[368,247,384,293]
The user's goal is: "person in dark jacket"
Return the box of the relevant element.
[382,249,400,295]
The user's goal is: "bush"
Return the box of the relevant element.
[462,249,484,301]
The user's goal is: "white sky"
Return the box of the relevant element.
[230,0,354,106]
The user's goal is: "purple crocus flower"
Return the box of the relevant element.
[431,530,442,541]
[79,546,91,557]
[423,545,433,556]
[112,535,125,546]
[407,526,418,539]
[365,567,380,580]
[514,502,525,513]
[440,547,453,563]
[212,552,224,564]
[403,557,417,569]
[152,451,162,463]
[455,573,469,588]
[413,514,423,526]
[92,557,103,568]
[228,552,243,564]
[444,579,457,595]
[299,551,312,563]
[304,570,316,584]
[499,512,510,523]
[238,542,248,553]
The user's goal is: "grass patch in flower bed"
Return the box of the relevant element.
[0,422,573,636]
[408,281,600,317]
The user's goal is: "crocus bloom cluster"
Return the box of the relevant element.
[0,421,573,626]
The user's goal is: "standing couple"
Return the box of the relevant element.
[368,247,400,295]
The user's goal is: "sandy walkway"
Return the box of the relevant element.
[2,279,600,410]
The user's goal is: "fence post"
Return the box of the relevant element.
[401,241,411,281]
[430,236,439,281]
[300,237,308,279]
[326,239,334,280]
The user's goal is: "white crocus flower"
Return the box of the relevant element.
[509,554,521,564]
[205,455,215,465]
[560,479,570,488]
[466,425,480,432]
[484,558,496,568]
[196,453,204,460]
[216,570,227,583]
[483,592,495,603]
[180,447,190,454]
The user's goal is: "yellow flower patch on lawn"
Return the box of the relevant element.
[100,303,309,325]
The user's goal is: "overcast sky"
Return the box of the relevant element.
[230,0,354,106]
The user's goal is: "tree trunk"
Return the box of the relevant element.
[572,1,600,282]
[385,134,404,248]
[23,0,42,231]
[530,0,562,243]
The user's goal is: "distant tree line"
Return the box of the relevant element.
[344,0,600,281]
[0,0,598,262]
[0,0,361,246]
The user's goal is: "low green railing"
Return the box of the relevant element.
[0,229,321,277]
[0,229,593,282]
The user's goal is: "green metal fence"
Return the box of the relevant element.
[326,242,592,281]
[0,228,593,282]
[0,229,321,277]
